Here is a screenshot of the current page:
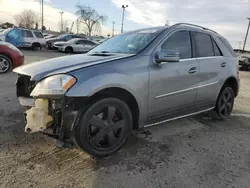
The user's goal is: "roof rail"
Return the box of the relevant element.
[171,23,218,34]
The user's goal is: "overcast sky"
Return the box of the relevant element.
[0,0,249,50]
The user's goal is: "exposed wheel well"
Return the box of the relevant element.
[87,87,140,130]
[222,77,239,97]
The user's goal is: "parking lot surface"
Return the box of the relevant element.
[0,50,250,188]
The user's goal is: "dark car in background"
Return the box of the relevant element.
[239,55,250,71]
[0,41,24,73]
[46,34,87,49]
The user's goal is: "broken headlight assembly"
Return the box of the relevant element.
[30,74,76,97]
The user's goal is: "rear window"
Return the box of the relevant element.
[218,36,237,57]
[34,32,44,38]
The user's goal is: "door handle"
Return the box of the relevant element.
[188,67,197,74]
[221,62,226,67]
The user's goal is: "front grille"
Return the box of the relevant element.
[16,75,36,98]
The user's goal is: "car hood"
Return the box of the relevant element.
[13,53,134,81]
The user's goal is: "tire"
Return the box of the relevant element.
[211,86,234,120]
[32,43,40,51]
[0,54,12,73]
[65,47,73,54]
[74,98,133,157]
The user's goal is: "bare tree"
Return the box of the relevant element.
[13,9,39,29]
[76,5,107,36]
[58,20,69,33]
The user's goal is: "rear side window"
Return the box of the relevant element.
[34,32,44,38]
[218,36,237,57]
[212,39,222,56]
[193,32,213,57]
[161,30,192,59]
[23,30,34,38]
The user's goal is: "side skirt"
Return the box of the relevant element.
[144,107,214,128]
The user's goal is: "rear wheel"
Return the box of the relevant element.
[65,47,73,54]
[212,86,234,120]
[32,43,41,51]
[74,98,132,157]
[0,55,12,73]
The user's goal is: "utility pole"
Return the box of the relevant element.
[112,21,115,36]
[121,5,128,33]
[59,11,64,32]
[165,20,169,26]
[243,18,250,51]
[41,0,44,33]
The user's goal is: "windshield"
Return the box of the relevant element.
[88,28,164,54]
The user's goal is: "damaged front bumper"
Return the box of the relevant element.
[16,74,84,148]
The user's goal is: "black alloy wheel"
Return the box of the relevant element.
[74,98,132,157]
[214,87,234,120]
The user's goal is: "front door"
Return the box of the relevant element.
[149,30,199,119]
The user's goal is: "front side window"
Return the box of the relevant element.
[161,30,192,59]
[193,32,213,57]
[83,40,96,45]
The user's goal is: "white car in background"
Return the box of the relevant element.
[55,38,98,53]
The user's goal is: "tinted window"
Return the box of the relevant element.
[212,39,222,56]
[218,36,236,57]
[76,40,85,44]
[193,32,213,57]
[161,30,192,59]
[23,30,34,38]
[83,40,96,45]
[34,32,44,38]
[63,35,73,41]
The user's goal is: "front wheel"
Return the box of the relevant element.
[0,55,12,73]
[65,47,73,54]
[212,86,234,120]
[74,98,133,157]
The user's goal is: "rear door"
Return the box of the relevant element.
[22,30,34,47]
[192,31,224,107]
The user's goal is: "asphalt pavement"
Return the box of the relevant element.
[0,50,250,188]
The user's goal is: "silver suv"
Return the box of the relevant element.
[14,23,239,157]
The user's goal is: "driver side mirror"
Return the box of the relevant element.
[155,50,180,64]
[76,42,80,45]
